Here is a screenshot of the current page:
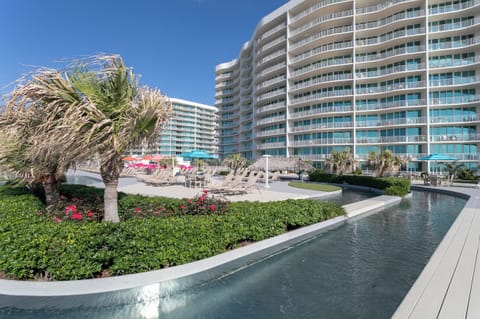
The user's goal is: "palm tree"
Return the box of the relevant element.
[444,161,463,185]
[222,153,247,174]
[367,150,406,177]
[325,149,356,175]
[4,55,172,222]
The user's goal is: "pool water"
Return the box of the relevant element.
[0,191,466,319]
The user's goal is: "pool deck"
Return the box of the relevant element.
[393,184,480,319]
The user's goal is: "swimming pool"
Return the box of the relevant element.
[0,191,466,319]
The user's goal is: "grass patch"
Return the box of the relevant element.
[288,182,341,192]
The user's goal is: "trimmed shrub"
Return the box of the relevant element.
[309,170,410,196]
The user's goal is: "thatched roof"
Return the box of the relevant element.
[249,157,315,172]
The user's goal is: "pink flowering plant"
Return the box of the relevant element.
[47,194,101,223]
[179,190,228,216]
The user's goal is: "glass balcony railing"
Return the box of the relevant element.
[430,114,480,123]
[290,9,353,37]
[290,121,353,132]
[290,106,353,118]
[291,138,353,146]
[356,81,425,94]
[429,0,480,15]
[356,9,424,30]
[356,45,424,63]
[291,89,353,105]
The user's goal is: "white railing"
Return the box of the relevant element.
[290,9,353,37]
[429,36,480,50]
[258,36,286,54]
[291,73,352,91]
[256,88,286,102]
[356,63,425,78]
[430,115,480,123]
[291,56,353,77]
[290,138,353,146]
[255,128,286,137]
[429,56,480,68]
[290,25,353,50]
[356,117,426,127]
[429,0,480,15]
[256,49,286,67]
[356,9,424,30]
[290,106,353,118]
[356,135,427,143]
[356,45,425,63]
[356,27,425,47]
[291,40,353,64]
[291,89,353,105]
[291,0,352,23]
[258,23,286,42]
[256,142,286,149]
[356,81,425,95]
[256,75,287,90]
[256,115,287,126]
[430,95,480,105]
[255,101,286,114]
[290,122,353,132]
[258,61,286,77]
[430,76,480,87]
[430,134,480,142]
[356,0,412,15]
[429,17,479,33]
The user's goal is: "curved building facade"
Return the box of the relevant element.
[215,0,480,172]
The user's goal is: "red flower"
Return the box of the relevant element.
[71,197,78,202]
[65,204,77,214]
[87,211,94,217]
[71,213,83,220]
[53,217,62,223]
[134,207,141,213]
[180,205,186,209]
[36,211,43,215]
[203,189,209,194]
[189,199,193,204]
[209,204,215,211]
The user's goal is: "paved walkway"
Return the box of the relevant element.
[70,170,338,202]
[393,184,480,319]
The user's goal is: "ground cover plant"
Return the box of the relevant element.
[0,184,345,281]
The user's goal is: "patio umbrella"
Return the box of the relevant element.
[180,150,216,159]
[122,156,137,161]
[418,153,457,174]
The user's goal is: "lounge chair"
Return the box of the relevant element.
[218,171,262,195]
[208,169,248,193]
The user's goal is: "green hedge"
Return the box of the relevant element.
[309,171,410,196]
[0,185,345,280]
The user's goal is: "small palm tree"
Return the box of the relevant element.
[444,161,463,184]
[325,149,356,175]
[367,150,406,177]
[222,153,247,174]
[4,54,172,222]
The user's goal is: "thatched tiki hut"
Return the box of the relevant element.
[249,157,315,173]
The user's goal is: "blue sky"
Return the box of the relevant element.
[0,0,288,105]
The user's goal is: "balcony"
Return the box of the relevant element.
[290,73,353,91]
[256,75,287,91]
[429,76,480,87]
[429,0,480,15]
[290,137,353,146]
[256,49,286,67]
[256,115,287,126]
[356,63,425,79]
[291,40,353,64]
[255,128,286,138]
[291,89,353,105]
[257,61,286,78]
[430,95,480,105]
[290,25,353,51]
[356,99,426,112]
[356,117,426,127]
[290,106,353,119]
[256,142,286,149]
[290,121,353,132]
[255,101,286,115]
[356,81,425,95]
[429,56,480,69]
[430,134,480,142]
[356,9,424,31]
[257,36,286,55]
[429,36,480,51]
[356,45,425,63]
[356,27,425,47]
[290,0,352,23]
[356,0,412,15]
[356,135,427,143]
[290,9,353,38]
[429,17,480,33]
[258,23,286,43]
[291,56,353,78]
[256,88,286,102]
[430,115,480,124]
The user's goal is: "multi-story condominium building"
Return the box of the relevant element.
[215,0,480,172]
[132,97,218,157]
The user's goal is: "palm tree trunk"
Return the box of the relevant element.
[42,175,60,206]
[100,157,123,223]
[104,180,120,223]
